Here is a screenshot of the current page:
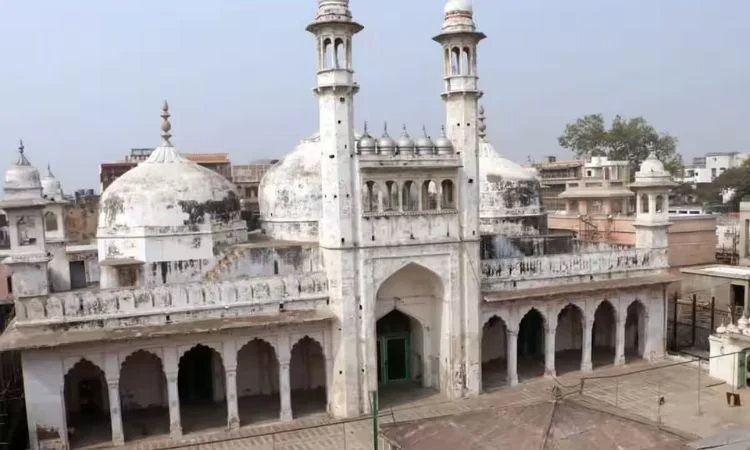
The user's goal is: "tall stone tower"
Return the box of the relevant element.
[630,152,676,252]
[0,141,52,303]
[306,0,362,418]
[433,0,485,395]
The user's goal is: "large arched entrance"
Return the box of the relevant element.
[375,263,443,406]
[290,336,327,418]
[517,308,546,381]
[592,301,617,368]
[63,359,110,448]
[625,300,647,361]
[481,315,508,391]
[237,339,280,425]
[555,304,583,375]
[178,345,226,434]
[119,351,169,442]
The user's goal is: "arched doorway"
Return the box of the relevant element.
[481,315,508,391]
[290,336,327,418]
[64,359,110,448]
[517,308,546,381]
[178,345,226,434]
[237,339,280,425]
[119,351,169,442]
[375,263,443,403]
[592,301,617,368]
[555,304,583,375]
[625,300,647,361]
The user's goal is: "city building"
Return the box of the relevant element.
[681,152,749,184]
[99,149,232,192]
[0,2,676,449]
[232,159,278,212]
[533,156,584,212]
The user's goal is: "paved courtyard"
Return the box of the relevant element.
[86,358,750,449]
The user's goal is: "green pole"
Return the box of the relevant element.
[371,390,379,450]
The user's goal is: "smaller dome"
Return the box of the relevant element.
[638,152,667,175]
[3,140,43,200]
[415,126,435,155]
[377,124,396,154]
[397,125,415,153]
[716,322,726,334]
[444,0,472,14]
[434,126,454,155]
[41,164,64,200]
[357,122,377,154]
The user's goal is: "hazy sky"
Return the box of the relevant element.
[0,0,748,192]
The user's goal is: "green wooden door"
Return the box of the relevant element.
[378,333,411,384]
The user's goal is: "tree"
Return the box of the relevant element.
[558,114,683,179]
[714,160,750,211]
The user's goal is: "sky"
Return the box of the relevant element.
[0,0,748,192]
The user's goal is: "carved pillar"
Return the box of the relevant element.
[581,318,594,373]
[279,359,293,422]
[544,321,556,377]
[166,372,182,437]
[615,318,626,366]
[506,327,518,386]
[223,340,239,430]
[106,378,124,446]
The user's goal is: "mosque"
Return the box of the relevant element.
[0,0,677,448]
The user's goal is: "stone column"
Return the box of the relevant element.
[544,322,556,377]
[225,367,239,430]
[279,359,293,422]
[581,318,594,373]
[106,378,125,446]
[506,327,519,386]
[744,281,749,317]
[622,198,629,216]
[615,318,626,366]
[325,356,333,413]
[166,372,182,437]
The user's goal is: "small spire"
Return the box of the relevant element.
[16,139,30,166]
[47,163,54,177]
[422,125,429,137]
[401,124,410,137]
[441,125,447,137]
[363,121,369,135]
[478,105,487,140]
[382,122,389,136]
[160,100,173,147]
[18,139,24,155]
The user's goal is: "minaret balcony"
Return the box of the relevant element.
[315,69,357,91]
[443,75,479,94]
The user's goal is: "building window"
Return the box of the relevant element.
[640,194,649,214]
[44,211,58,232]
[711,168,717,179]
[117,266,138,287]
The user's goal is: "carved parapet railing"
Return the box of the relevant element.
[480,247,668,282]
[14,272,329,328]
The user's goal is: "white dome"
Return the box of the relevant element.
[259,134,322,242]
[41,165,64,200]
[638,152,667,175]
[444,0,472,14]
[3,141,43,201]
[479,140,538,183]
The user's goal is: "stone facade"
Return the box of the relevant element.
[0,2,677,450]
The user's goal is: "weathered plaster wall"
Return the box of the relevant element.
[205,244,321,282]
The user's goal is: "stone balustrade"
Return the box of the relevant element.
[481,247,668,282]
[15,272,329,327]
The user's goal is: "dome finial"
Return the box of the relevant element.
[478,105,487,140]
[15,139,31,166]
[160,100,173,147]
[422,125,429,137]
[441,125,447,137]
[18,139,24,155]
[47,162,54,177]
[363,121,369,134]
[383,122,389,136]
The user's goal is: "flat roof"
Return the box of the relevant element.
[681,265,750,280]
[0,309,334,351]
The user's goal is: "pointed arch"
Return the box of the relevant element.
[625,299,648,361]
[237,338,280,425]
[421,180,438,210]
[290,336,327,418]
[481,314,509,391]
[555,304,584,375]
[593,300,617,368]
[178,344,226,434]
[119,350,169,442]
[64,359,110,448]
[44,210,58,232]
[517,307,546,380]
[441,180,455,209]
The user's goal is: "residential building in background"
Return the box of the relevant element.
[232,159,278,212]
[681,151,749,184]
[532,156,584,211]
[99,148,232,192]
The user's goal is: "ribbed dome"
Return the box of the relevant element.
[3,140,43,201]
[97,103,243,238]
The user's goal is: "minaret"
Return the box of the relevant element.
[433,0,485,396]
[0,140,52,302]
[41,163,72,292]
[306,0,362,418]
[629,152,676,254]
[307,0,362,247]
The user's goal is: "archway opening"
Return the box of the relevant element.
[625,300,647,361]
[290,336,327,418]
[555,304,583,375]
[481,315,508,391]
[375,263,443,406]
[178,345,226,434]
[63,359,110,448]
[237,339,280,426]
[592,301,617,368]
[119,351,169,442]
[517,308,546,381]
